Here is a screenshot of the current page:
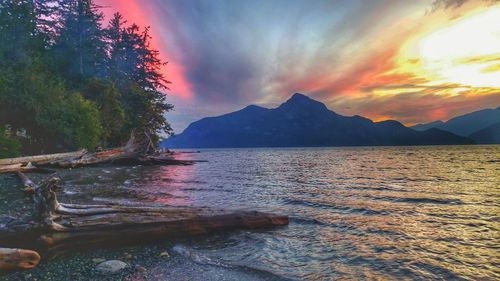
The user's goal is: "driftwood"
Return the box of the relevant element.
[0,134,197,173]
[0,135,285,272]
[0,163,55,174]
[0,248,40,271]
[0,150,86,166]
[16,172,36,194]
[0,176,288,265]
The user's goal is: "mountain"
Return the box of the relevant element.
[411,107,500,137]
[162,93,474,148]
[469,122,500,144]
[411,120,445,131]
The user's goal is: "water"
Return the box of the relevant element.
[1,145,499,280]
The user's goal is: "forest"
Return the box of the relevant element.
[0,0,173,158]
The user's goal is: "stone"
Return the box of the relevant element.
[159,251,170,258]
[95,260,128,275]
[136,266,147,273]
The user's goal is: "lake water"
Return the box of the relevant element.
[1,145,499,280]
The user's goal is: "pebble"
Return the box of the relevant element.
[95,260,128,275]
[159,251,170,258]
[136,266,147,273]
[92,258,106,263]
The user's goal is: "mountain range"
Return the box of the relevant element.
[161,93,486,148]
[411,107,500,144]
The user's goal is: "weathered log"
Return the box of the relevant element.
[0,150,87,166]
[0,162,55,174]
[40,134,191,168]
[0,248,40,271]
[0,133,196,172]
[0,175,288,263]
[16,172,36,194]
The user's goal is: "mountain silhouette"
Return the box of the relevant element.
[411,120,445,131]
[412,107,500,137]
[469,122,500,144]
[163,93,474,148]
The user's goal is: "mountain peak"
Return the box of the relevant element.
[288,93,310,101]
[280,93,328,112]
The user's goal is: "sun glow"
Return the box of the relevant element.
[412,7,500,88]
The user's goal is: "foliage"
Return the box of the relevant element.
[80,79,124,146]
[0,126,21,158]
[0,0,173,155]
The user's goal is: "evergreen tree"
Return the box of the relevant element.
[53,0,107,81]
[0,1,174,154]
[106,15,173,145]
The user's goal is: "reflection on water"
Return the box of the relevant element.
[1,145,499,280]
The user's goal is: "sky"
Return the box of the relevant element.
[96,0,500,132]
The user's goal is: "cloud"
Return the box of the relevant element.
[330,84,500,124]
[96,0,500,132]
[431,0,469,10]
[431,0,497,11]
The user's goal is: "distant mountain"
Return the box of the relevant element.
[469,122,500,144]
[411,120,445,131]
[411,107,500,137]
[162,93,474,148]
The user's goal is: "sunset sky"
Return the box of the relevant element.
[96,0,500,132]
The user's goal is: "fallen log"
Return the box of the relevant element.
[0,248,40,271]
[0,150,87,166]
[0,163,55,174]
[0,133,199,172]
[0,175,288,263]
[16,172,36,194]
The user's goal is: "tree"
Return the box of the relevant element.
[80,79,124,146]
[0,1,173,155]
[53,0,107,81]
[106,14,173,145]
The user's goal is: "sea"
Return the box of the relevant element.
[1,145,499,280]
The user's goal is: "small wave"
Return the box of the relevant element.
[171,244,293,280]
[407,261,467,280]
[283,199,387,215]
[394,197,463,205]
[172,244,229,267]
[289,217,327,226]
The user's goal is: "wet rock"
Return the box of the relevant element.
[95,260,127,275]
